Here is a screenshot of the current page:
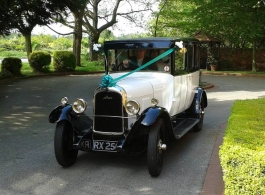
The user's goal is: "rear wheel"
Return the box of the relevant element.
[147,118,165,177]
[54,121,78,167]
[194,97,204,132]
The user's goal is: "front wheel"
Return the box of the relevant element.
[54,121,78,167]
[147,118,165,177]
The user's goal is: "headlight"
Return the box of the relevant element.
[72,98,87,113]
[125,100,140,115]
[61,97,68,105]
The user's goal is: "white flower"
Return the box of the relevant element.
[175,41,183,48]
[93,43,102,51]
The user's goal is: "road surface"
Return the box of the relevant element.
[0,74,264,195]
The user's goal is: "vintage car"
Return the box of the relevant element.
[49,37,208,177]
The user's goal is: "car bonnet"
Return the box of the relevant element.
[110,72,173,110]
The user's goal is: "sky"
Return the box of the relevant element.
[32,1,158,37]
[32,19,148,37]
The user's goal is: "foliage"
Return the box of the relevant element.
[220,98,265,195]
[0,51,27,59]
[17,57,104,77]
[206,47,217,65]
[73,0,154,61]
[1,57,22,76]
[0,35,25,51]
[149,0,265,49]
[28,51,51,72]
[31,35,55,51]
[0,0,67,36]
[148,0,196,37]
[53,51,76,72]
[0,0,68,57]
[51,37,72,50]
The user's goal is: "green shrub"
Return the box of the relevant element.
[1,57,22,76]
[29,51,51,72]
[220,98,265,195]
[53,51,76,72]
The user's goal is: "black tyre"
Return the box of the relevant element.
[193,96,204,132]
[54,121,78,167]
[147,118,165,177]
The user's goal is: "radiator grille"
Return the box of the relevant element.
[94,90,124,134]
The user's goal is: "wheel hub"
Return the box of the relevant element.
[158,139,167,151]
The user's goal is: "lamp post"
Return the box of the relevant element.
[252,0,265,72]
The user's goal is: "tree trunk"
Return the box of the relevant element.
[24,33,32,58]
[88,33,100,61]
[73,10,84,67]
[252,39,257,72]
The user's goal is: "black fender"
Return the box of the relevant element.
[140,106,171,126]
[192,88,207,114]
[123,106,173,149]
[49,105,93,132]
[200,88,208,108]
[49,105,72,123]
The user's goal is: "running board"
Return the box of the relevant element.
[173,118,199,139]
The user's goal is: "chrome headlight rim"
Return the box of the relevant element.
[72,98,87,114]
[125,100,140,116]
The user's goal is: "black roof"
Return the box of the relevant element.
[103,37,199,50]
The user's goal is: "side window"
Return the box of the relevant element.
[185,44,200,71]
[186,45,193,70]
[195,45,200,69]
[175,44,200,75]
[175,47,187,75]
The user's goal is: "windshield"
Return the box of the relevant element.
[105,48,171,73]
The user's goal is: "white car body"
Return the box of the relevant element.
[112,70,200,114]
[50,37,207,177]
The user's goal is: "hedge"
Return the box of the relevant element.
[1,57,22,77]
[28,51,51,72]
[219,98,265,195]
[53,51,76,72]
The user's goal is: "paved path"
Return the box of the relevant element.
[0,74,264,195]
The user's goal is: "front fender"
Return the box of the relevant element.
[49,105,72,123]
[140,106,170,126]
[123,106,172,148]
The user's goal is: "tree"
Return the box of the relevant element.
[84,0,155,60]
[60,0,89,66]
[57,0,155,62]
[148,0,196,37]
[0,1,13,36]
[191,0,265,71]
[0,0,67,57]
[150,0,265,72]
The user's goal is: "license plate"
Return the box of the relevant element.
[80,140,90,150]
[93,140,118,152]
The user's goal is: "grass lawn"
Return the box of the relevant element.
[19,60,105,77]
[220,98,265,195]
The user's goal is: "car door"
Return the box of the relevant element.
[169,74,188,115]
[185,71,200,109]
